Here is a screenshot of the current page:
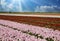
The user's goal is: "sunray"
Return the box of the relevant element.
[12,0,23,12]
[22,2,32,12]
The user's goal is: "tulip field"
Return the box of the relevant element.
[0,19,60,41]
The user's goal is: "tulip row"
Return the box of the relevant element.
[0,20,60,41]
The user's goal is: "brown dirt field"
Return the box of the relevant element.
[0,15,60,30]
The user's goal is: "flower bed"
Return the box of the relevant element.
[0,19,60,41]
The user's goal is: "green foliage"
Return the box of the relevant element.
[46,38,54,41]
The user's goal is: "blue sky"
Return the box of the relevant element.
[0,0,60,12]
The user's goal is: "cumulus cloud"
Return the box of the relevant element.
[0,0,16,12]
[35,6,60,12]
[7,4,13,9]
[0,0,23,12]
[0,0,7,5]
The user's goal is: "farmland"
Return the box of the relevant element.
[0,14,60,30]
[0,20,60,41]
[0,13,60,41]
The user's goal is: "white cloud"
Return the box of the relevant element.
[0,0,23,12]
[40,6,54,9]
[0,0,17,12]
[7,4,13,9]
[35,6,60,12]
[0,0,7,5]
[0,0,8,10]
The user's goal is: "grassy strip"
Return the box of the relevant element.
[0,12,60,15]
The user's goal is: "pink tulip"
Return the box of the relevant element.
[0,19,60,41]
